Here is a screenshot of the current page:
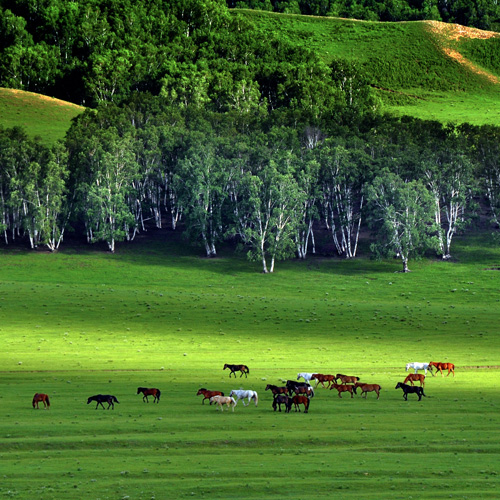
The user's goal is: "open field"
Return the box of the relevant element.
[0,234,499,498]
[0,87,84,145]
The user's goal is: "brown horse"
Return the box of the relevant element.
[429,361,455,377]
[197,388,224,405]
[354,383,382,399]
[223,363,249,378]
[404,373,425,386]
[265,384,288,396]
[336,374,360,384]
[287,395,310,413]
[32,393,50,409]
[330,383,357,398]
[137,387,161,403]
[311,373,336,388]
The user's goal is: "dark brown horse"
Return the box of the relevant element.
[87,394,120,409]
[265,384,288,396]
[137,387,161,403]
[311,373,336,388]
[196,388,224,405]
[336,374,360,384]
[287,395,310,413]
[286,380,314,398]
[223,363,249,378]
[429,361,455,377]
[272,394,289,412]
[32,393,50,409]
[354,383,382,399]
[403,373,425,386]
[330,383,357,398]
[395,382,426,401]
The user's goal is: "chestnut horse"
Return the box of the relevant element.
[311,373,336,388]
[330,383,357,398]
[197,388,224,405]
[286,380,315,398]
[354,383,381,399]
[32,393,50,409]
[336,374,360,384]
[403,373,425,386]
[429,361,455,377]
[223,363,249,378]
[210,395,236,412]
[287,395,310,413]
[137,387,161,403]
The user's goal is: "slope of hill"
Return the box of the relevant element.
[0,88,84,144]
[237,10,500,125]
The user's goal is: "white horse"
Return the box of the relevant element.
[297,373,316,382]
[210,395,236,412]
[229,389,258,407]
[405,362,431,375]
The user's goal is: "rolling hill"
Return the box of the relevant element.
[237,10,500,125]
[0,87,84,144]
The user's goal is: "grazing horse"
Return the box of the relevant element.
[286,380,314,398]
[196,388,224,405]
[87,394,120,410]
[272,394,290,412]
[297,372,316,382]
[137,387,161,403]
[336,374,360,385]
[223,363,249,378]
[210,395,237,412]
[395,382,426,401]
[286,395,310,413]
[403,373,425,387]
[32,393,50,409]
[229,389,258,407]
[330,383,357,398]
[265,384,288,397]
[311,373,336,388]
[429,361,455,377]
[354,383,382,399]
[405,362,431,375]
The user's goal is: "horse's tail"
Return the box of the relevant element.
[46,395,50,407]
[309,386,315,398]
[156,389,161,400]
[32,395,36,408]
[253,392,258,406]
[245,365,249,374]
[352,386,357,395]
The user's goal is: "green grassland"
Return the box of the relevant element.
[0,87,84,144]
[1,234,499,498]
[238,10,500,126]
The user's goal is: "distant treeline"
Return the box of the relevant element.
[229,0,500,31]
[1,97,499,272]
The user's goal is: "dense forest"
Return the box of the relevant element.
[0,0,499,271]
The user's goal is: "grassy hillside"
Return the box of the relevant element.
[0,235,499,498]
[238,10,500,125]
[0,88,84,144]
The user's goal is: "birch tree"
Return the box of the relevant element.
[366,170,437,273]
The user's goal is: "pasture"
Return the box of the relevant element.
[0,234,499,499]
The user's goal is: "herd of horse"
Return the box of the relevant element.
[197,360,455,413]
[31,361,455,411]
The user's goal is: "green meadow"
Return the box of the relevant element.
[1,234,499,499]
[0,87,84,145]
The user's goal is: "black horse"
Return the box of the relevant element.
[272,394,289,412]
[87,394,120,409]
[285,380,314,398]
[395,382,426,401]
